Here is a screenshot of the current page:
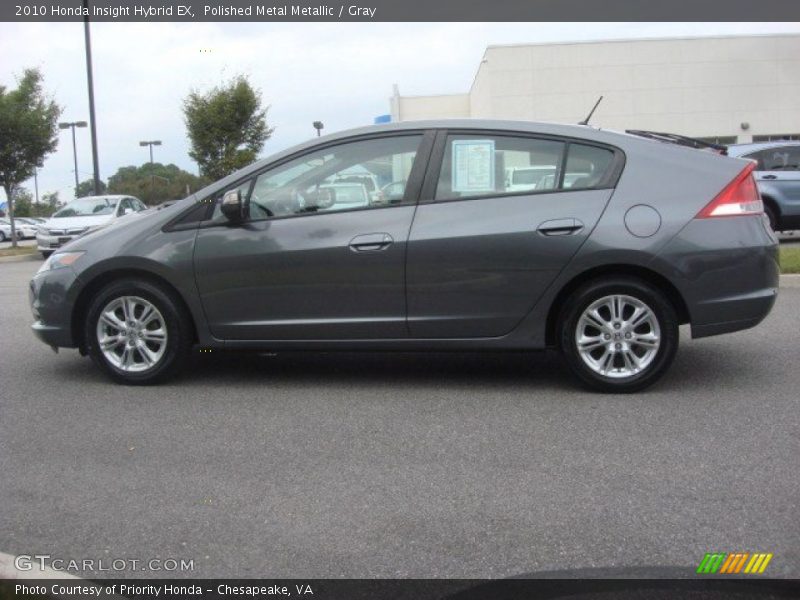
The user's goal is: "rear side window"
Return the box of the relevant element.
[434,134,617,201]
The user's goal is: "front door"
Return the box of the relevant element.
[194,132,430,341]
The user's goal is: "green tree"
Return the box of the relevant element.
[108,162,208,205]
[12,188,33,217]
[183,75,273,181]
[76,177,107,198]
[42,191,60,214]
[0,68,62,246]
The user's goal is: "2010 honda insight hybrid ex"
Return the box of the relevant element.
[29,120,779,392]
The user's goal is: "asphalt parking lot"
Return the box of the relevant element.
[0,257,798,579]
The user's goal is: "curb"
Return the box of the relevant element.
[780,274,800,287]
[0,253,40,264]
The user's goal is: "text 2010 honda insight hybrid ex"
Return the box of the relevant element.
[29,121,779,392]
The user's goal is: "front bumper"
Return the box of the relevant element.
[37,232,79,252]
[29,266,81,348]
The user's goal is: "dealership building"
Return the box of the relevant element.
[389,34,800,145]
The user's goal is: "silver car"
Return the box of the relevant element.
[29,120,778,392]
[727,141,800,231]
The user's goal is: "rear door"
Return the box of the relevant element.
[406,130,622,338]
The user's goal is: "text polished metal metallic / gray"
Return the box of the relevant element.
[28,119,779,392]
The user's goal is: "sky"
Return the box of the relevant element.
[1,21,799,204]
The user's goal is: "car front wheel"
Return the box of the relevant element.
[558,277,679,393]
[84,278,192,384]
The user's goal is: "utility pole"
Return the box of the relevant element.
[83,0,101,195]
[58,121,88,195]
[139,140,162,202]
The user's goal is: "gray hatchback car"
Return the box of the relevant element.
[29,120,779,392]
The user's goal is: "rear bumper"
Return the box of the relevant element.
[652,215,779,339]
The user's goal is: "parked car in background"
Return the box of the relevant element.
[2,218,38,239]
[29,121,778,392]
[36,195,146,257]
[17,217,45,226]
[0,219,22,242]
[727,141,800,232]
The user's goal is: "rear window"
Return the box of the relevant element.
[434,134,617,201]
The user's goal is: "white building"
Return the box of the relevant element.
[389,34,800,144]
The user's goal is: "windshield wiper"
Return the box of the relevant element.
[626,129,728,155]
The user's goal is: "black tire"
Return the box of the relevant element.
[557,277,679,393]
[764,204,778,232]
[84,278,193,384]
[0,231,6,242]
[41,250,53,258]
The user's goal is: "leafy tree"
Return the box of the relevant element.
[76,177,107,198]
[12,188,33,217]
[42,191,60,211]
[183,75,273,181]
[0,68,62,246]
[108,162,208,205]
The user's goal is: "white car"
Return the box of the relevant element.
[36,195,147,257]
[0,219,21,242]
[2,218,38,239]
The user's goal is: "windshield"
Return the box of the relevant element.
[53,197,116,218]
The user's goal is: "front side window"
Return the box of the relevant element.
[242,135,422,220]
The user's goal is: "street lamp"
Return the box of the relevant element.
[59,121,88,194]
[313,121,324,137]
[139,140,162,200]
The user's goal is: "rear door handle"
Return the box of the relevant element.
[761,174,778,180]
[537,218,584,236]
[349,233,393,252]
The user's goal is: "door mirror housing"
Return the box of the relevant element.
[221,189,247,223]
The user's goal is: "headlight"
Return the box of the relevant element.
[37,251,85,275]
[37,225,48,235]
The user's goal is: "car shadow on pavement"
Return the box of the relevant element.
[47,337,768,395]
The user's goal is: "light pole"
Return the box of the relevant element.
[139,140,162,201]
[313,121,324,137]
[83,0,101,195]
[59,121,88,195]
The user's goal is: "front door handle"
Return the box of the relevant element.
[349,233,393,252]
[761,174,778,180]
[537,218,584,236]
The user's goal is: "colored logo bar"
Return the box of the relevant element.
[697,552,773,574]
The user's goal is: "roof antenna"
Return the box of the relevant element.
[579,96,603,126]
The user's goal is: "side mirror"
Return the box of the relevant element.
[122,207,133,215]
[221,189,247,223]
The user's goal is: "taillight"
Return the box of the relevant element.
[696,162,763,218]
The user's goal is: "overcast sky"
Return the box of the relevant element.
[1,21,798,203]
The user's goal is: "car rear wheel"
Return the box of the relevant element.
[84,278,192,384]
[0,231,6,242]
[764,205,778,232]
[558,277,679,393]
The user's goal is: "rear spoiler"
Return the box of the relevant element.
[625,130,728,155]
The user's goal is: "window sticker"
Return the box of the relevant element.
[451,139,495,193]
